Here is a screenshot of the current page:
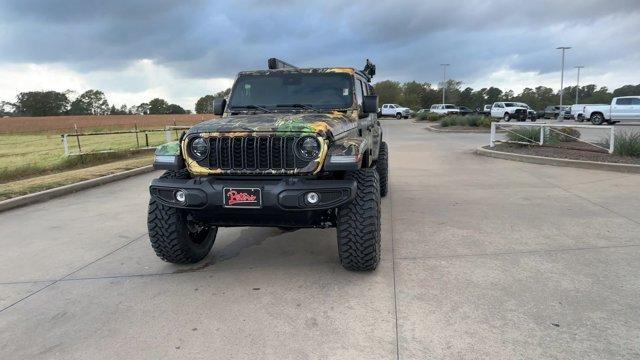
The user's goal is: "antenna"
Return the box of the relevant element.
[267,58,298,70]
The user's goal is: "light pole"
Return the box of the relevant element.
[440,64,450,105]
[574,65,584,105]
[556,46,571,121]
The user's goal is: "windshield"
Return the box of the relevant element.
[444,105,456,109]
[228,72,353,109]
[516,103,531,109]
[504,102,518,107]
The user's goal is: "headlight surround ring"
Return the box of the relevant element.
[295,136,321,161]
[189,137,209,161]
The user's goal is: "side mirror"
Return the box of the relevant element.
[213,98,227,115]
[362,95,378,114]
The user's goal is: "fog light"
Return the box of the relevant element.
[175,190,186,203]
[305,192,319,205]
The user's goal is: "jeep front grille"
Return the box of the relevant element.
[200,135,314,173]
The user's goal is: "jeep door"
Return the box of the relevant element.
[356,77,380,159]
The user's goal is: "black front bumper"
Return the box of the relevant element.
[149,176,357,227]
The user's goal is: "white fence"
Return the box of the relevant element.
[489,122,615,154]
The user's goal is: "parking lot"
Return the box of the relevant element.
[1,119,639,359]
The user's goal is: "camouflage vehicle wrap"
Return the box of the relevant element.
[147,59,388,271]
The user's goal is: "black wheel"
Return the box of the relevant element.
[147,169,217,264]
[336,168,381,271]
[376,141,389,197]
[503,113,510,122]
[395,113,402,119]
[577,114,585,122]
[591,113,604,125]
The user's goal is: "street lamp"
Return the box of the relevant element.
[574,65,584,105]
[556,46,571,121]
[440,64,450,105]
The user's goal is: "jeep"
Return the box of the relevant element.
[148,58,388,271]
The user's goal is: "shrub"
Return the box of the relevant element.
[505,127,541,144]
[546,127,581,143]
[613,131,640,157]
[437,114,491,128]
[416,112,442,122]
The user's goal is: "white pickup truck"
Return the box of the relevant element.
[490,102,536,121]
[429,104,460,115]
[584,96,640,125]
[379,103,411,119]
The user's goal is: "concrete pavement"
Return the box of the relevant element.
[1,119,639,359]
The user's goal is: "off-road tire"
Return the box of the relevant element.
[396,113,403,119]
[147,169,217,264]
[503,113,510,122]
[377,141,389,197]
[336,168,381,271]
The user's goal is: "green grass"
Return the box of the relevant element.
[0,130,170,182]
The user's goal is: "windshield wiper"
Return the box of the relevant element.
[231,105,272,113]
[275,103,319,112]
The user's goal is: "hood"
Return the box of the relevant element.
[187,112,357,138]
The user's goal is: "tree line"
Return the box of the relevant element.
[2,82,639,117]
[374,81,640,111]
[0,89,190,117]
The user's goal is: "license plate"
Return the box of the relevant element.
[223,188,262,208]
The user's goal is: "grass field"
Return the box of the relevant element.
[0,130,176,182]
[0,114,213,134]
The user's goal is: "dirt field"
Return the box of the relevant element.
[0,114,214,134]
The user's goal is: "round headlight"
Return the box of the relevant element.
[189,137,209,160]
[296,136,320,160]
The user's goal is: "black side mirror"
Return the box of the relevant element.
[213,98,226,115]
[362,95,378,114]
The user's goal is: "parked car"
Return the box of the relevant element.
[543,105,571,119]
[583,96,640,125]
[490,102,533,121]
[430,104,460,115]
[457,106,474,116]
[571,104,606,122]
[481,104,492,116]
[379,103,411,119]
[514,102,538,120]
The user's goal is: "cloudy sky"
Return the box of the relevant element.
[1,0,639,110]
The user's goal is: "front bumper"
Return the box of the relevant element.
[149,176,357,226]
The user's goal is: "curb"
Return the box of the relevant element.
[475,147,640,174]
[0,165,156,213]
[424,123,491,133]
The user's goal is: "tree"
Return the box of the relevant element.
[195,95,215,114]
[373,80,403,105]
[0,101,16,116]
[166,104,186,114]
[485,87,503,105]
[133,103,150,115]
[69,90,110,115]
[15,91,70,116]
[401,82,428,110]
[149,98,169,114]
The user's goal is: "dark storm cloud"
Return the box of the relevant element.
[1,0,639,83]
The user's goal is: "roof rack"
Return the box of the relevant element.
[267,58,298,70]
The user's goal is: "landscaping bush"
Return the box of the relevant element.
[546,127,581,143]
[613,131,640,157]
[505,127,541,144]
[438,114,492,128]
[416,112,442,122]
